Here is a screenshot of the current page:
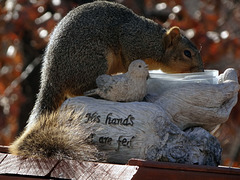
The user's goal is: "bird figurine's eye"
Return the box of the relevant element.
[138,65,142,68]
[184,50,192,58]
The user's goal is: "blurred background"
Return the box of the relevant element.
[0,0,239,167]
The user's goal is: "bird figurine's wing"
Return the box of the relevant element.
[96,74,113,88]
[96,74,126,87]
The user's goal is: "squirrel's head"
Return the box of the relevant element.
[160,26,204,73]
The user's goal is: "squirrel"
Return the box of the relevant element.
[9,1,204,159]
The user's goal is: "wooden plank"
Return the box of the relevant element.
[50,159,138,180]
[83,162,114,180]
[0,146,9,153]
[0,175,47,180]
[131,166,240,180]
[100,163,139,180]
[84,162,138,180]
[0,154,59,177]
[128,159,240,175]
[1,153,239,180]
[0,153,138,179]
[0,153,7,163]
[49,159,81,179]
[128,159,240,180]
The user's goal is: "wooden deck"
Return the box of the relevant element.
[0,146,240,179]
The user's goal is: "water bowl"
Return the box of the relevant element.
[147,70,219,95]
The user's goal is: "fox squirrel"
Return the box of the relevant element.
[9,1,204,159]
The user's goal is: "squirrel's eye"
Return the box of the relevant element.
[138,65,142,68]
[184,50,192,58]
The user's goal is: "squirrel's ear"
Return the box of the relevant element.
[164,26,181,48]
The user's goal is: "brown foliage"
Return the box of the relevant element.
[0,0,239,166]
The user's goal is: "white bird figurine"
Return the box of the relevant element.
[84,60,149,102]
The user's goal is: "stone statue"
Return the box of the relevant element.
[58,68,239,166]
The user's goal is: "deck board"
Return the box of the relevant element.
[0,146,239,180]
[0,154,59,177]
[0,153,7,163]
[50,159,138,180]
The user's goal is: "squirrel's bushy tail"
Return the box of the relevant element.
[9,111,105,161]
